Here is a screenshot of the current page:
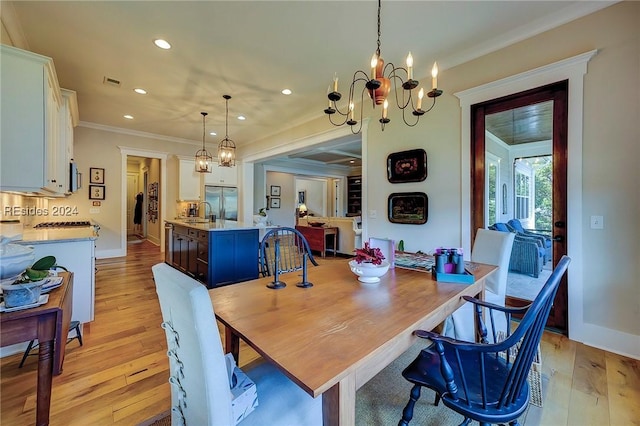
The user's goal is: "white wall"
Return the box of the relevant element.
[48,125,198,258]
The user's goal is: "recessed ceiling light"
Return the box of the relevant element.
[124,114,134,120]
[281,89,292,95]
[134,88,147,95]
[209,131,217,136]
[153,39,171,49]
[350,160,355,164]
[237,115,246,121]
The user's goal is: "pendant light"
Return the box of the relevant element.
[195,112,212,173]
[218,95,236,167]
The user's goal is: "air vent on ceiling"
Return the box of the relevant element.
[103,76,121,87]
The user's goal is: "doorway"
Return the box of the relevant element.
[471,81,568,333]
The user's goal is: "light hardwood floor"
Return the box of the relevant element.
[1,241,638,425]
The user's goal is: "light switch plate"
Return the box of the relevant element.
[89,208,100,214]
[590,215,604,229]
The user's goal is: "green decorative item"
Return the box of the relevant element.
[398,240,405,252]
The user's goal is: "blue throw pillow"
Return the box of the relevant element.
[493,223,510,232]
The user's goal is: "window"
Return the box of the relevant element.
[485,153,501,227]
[514,159,534,222]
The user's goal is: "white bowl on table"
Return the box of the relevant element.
[348,260,390,283]
[0,242,35,280]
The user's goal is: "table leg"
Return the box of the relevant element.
[322,373,355,426]
[36,339,54,426]
[225,328,240,364]
[332,234,337,257]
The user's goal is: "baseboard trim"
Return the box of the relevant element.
[579,323,640,360]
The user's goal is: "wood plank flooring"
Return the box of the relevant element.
[1,241,638,425]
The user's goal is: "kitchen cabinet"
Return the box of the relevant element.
[59,89,79,193]
[166,222,258,288]
[0,45,75,196]
[178,158,201,201]
[20,239,96,324]
[170,225,210,284]
[204,164,237,186]
[209,229,259,286]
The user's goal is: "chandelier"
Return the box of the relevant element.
[195,112,213,173]
[218,95,236,167]
[324,0,442,133]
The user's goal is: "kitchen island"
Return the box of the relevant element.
[17,226,97,324]
[165,219,268,288]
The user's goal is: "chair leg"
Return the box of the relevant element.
[459,419,472,426]
[398,384,421,426]
[434,393,441,406]
[509,420,521,426]
[69,321,83,346]
[18,340,36,368]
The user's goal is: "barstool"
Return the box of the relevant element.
[19,320,83,368]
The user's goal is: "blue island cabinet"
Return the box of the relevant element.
[208,229,259,288]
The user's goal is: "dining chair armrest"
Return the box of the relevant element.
[461,295,531,343]
[461,295,531,315]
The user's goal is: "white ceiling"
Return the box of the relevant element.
[3,1,614,152]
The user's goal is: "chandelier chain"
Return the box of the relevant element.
[376,0,382,58]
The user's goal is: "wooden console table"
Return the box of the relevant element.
[295,225,338,258]
[1,272,73,426]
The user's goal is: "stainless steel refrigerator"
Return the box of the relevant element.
[204,185,238,221]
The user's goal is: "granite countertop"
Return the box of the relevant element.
[166,219,276,232]
[18,227,98,244]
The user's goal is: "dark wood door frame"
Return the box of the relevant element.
[470,80,569,333]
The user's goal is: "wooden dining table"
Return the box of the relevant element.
[210,260,496,426]
[0,272,73,426]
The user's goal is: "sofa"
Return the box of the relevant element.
[297,216,362,256]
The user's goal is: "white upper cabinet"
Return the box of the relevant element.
[0,45,75,196]
[204,164,237,186]
[178,158,201,201]
[59,89,79,194]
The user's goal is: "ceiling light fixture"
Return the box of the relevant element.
[153,39,171,50]
[218,95,236,168]
[124,114,134,120]
[195,112,213,173]
[324,0,442,133]
[281,89,292,95]
[133,88,147,95]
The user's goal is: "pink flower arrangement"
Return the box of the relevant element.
[354,242,386,265]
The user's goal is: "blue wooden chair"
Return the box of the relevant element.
[398,256,571,426]
[259,227,318,277]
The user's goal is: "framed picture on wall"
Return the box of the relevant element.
[298,190,306,204]
[270,185,281,196]
[388,192,428,224]
[387,149,427,183]
[89,185,105,200]
[90,167,105,184]
[270,197,281,209]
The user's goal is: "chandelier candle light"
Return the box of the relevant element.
[218,95,236,167]
[324,0,442,133]
[195,112,213,173]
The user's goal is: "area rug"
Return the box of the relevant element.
[140,342,547,426]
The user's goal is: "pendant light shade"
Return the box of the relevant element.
[195,112,213,173]
[218,95,236,167]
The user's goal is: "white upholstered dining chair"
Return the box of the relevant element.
[151,263,322,426]
[444,228,515,342]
